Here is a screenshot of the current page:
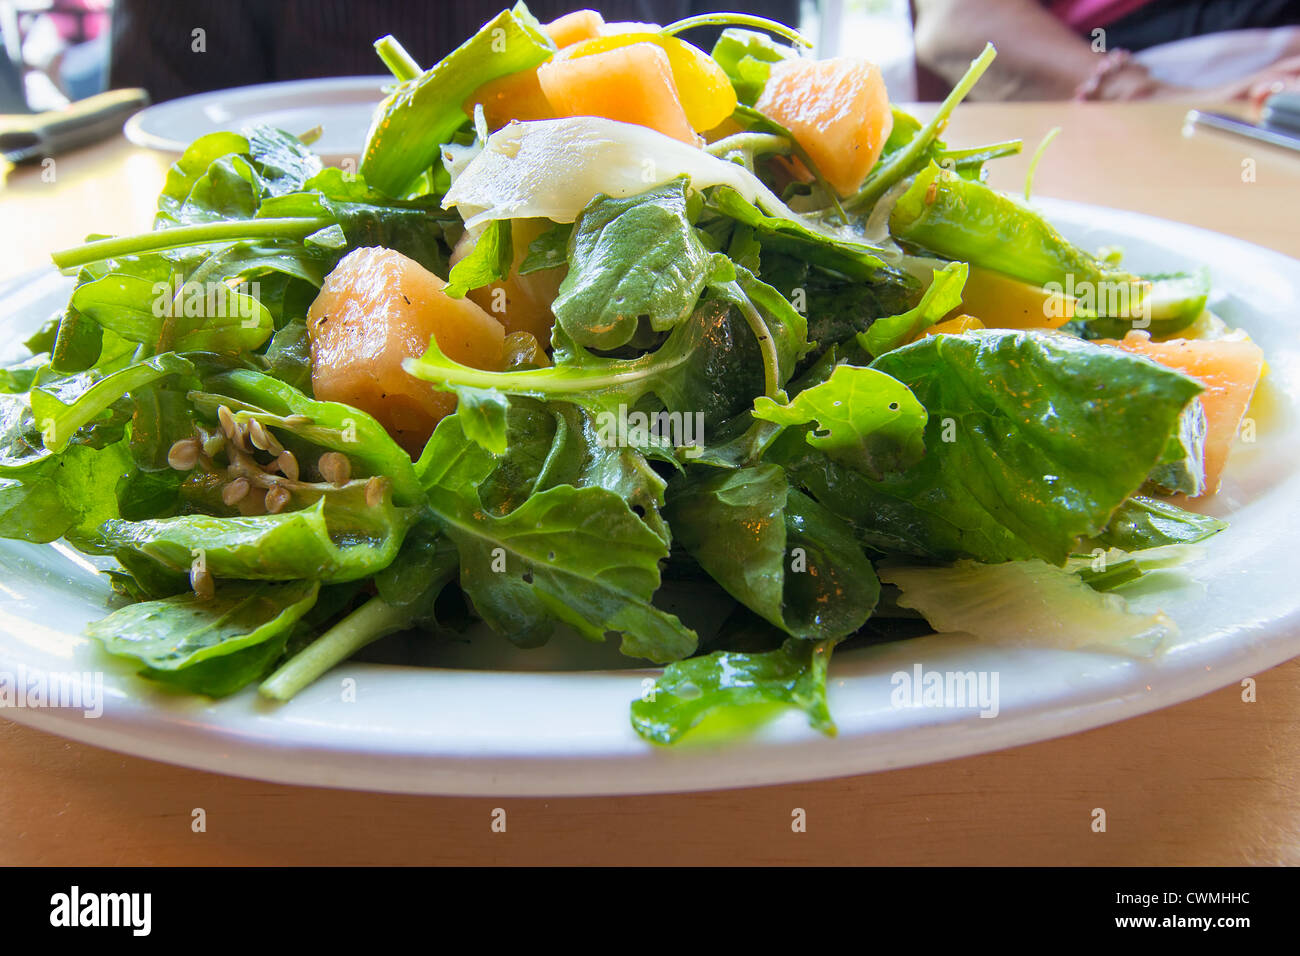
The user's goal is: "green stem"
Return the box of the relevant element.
[52,217,332,270]
[1023,126,1061,202]
[847,43,997,213]
[259,595,413,702]
[374,34,422,82]
[727,282,781,400]
[705,131,790,158]
[661,13,810,47]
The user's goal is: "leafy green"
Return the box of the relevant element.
[665,464,878,639]
[553,179,712,350]
[87,579,319,672]
[417,414,696,661]
[99,482,414,583]
[1145,399,1206,496]
[1087,495,1226,552]
[518,221,571,275]
[859,261,967,356]
[710,27,795,104]
[631,637,838,745]
[445,218,512,298]
[31,353,195,452]
[752,363,926,479]
[879,558,1174,655]
[775,331,1202,564]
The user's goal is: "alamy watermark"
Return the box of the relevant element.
[890,663,1000,718]
[1043,274,1151,327]
[0,666,103,718]
[594,403,705,458]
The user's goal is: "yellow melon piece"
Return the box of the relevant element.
[755,57,893,197]
[924,314,985,337]
[537,41,698,145]
[955,265,1077,330]
[307,247,504,454]
[1100,332,1265,495]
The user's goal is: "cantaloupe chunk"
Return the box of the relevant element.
[450,219,566,346]
[755,57,893,197]
[545,9,605,48]
[1101,331,1265,495]
[559,32,736,132]
[537,41,698,145]
[307,247,505,454]
[464,66,553,131]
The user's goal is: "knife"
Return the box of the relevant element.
[0,88,151,163]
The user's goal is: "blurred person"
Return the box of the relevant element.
[107,0,799,103]
[914,0,1300,100]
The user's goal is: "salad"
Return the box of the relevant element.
[0,6,1266,745]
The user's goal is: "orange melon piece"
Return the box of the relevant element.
[449,219,566,347]
[924,314,985,337]
[464,66,553,131]
[559,32,736,132]
[545,10,605,48]
[955,265,1077,330]
[537,41,697,145]
[307,247,505,454]
[755,57,893,197]
[1101,331,1265,495]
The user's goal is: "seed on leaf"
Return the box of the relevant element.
[166,437,200,471]
[265,485,291,514]
[221,477,250,506]
[248,419,284,456]
[277,449,300,481]
[217,404,238,439]
[365,475,388,508]
[190,566,214,601]
[318,451,351,486]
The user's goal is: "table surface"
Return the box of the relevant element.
[1,101,1298,866]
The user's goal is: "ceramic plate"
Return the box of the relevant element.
[1,198,1297,795]
[123,77,389,162]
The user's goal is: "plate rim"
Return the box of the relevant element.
[122,75,392,155]
[2,195,1298,796]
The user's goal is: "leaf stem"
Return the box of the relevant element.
[727,282,781,400]
[660,13,810,47]
[259,595,413,701]
[51,218,333,270]
[374,35,422,82]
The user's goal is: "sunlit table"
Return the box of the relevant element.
[1,102,1298,865]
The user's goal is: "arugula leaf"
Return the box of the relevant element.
[553,179,712,350]
[708,186,886,279]
[408,296,783,428]
[360,5,555,196]
[518,221,571,275]
[31,353,195,452]
[0,439,132,544]
[631,637,838,745]
[87,579,319,672]
[445,218,511,298]
[1086,495,1226,552]
[775,331,1202,564]
[1145,399,1206,496]
[417,414,696,662]
[99,482,414,583]
[859,261,967,356]
[709,28,796,104]
[665,464,878,639]
[752,363,926,479]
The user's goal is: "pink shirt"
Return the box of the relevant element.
[1049,0,1154,32]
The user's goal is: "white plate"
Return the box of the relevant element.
[123,77,390,162]
[1,199,1298,796]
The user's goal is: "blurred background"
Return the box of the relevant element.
[2,0,1298,111]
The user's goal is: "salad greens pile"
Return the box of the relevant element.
[1,5,1231,745]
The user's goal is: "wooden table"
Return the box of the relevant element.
[1,102,1298,866]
